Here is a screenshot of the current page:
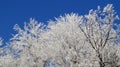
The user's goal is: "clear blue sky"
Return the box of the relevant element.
[0,0,120,43]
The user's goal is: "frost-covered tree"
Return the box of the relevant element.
[0,4,120,67]
[7,19,51,67]
[79,4,120,67]
[45,14,98,67]
[42,4,120,67]
[0,39,15,67]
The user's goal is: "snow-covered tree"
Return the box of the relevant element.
[79,4,120,67]
[0,4,120,67]
[7,19,51,67]
[45,14,97,67]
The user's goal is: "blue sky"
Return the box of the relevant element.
[0,0,120,43]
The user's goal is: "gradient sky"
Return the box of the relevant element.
[0,0,120,43]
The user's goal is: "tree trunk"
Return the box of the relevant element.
[98,54,105,67]
[99,61,105,67]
